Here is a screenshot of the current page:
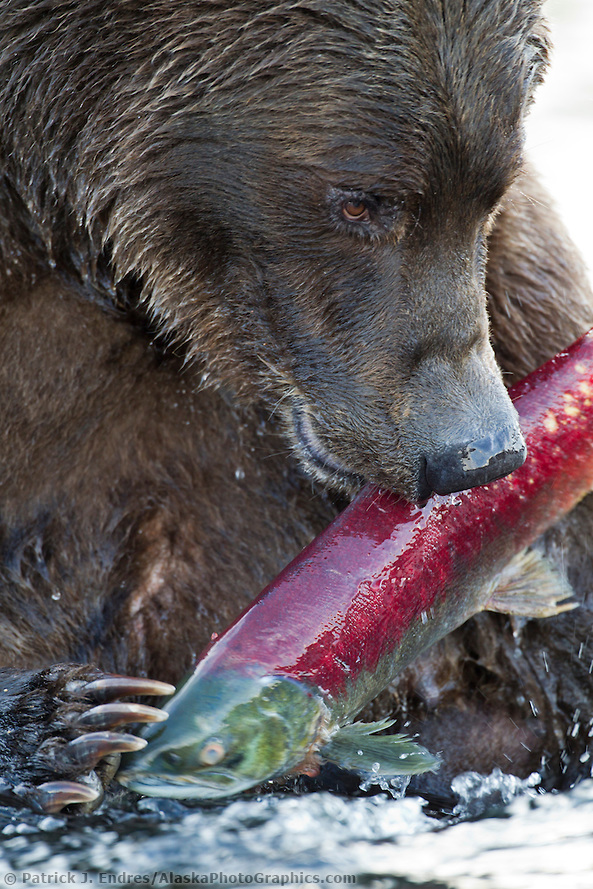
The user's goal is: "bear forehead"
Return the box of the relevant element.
[183,0,548,200]
[190,2,547,116]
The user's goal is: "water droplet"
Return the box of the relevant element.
[51,590,61,601]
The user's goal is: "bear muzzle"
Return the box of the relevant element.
[422,423,527,499]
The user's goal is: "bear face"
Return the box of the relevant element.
[0,0,548,501]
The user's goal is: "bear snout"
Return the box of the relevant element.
[422,423,527,498]
[289,388,527,504]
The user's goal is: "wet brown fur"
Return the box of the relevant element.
[0,0,592,799]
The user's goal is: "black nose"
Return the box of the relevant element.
[424,425,526,496]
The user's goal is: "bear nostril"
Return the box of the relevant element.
[424,426,527,497]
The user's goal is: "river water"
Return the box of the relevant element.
[1,770,593,888]
[1,0,592,886]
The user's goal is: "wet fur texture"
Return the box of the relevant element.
[0,0,592,806]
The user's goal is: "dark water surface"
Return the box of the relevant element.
[1,772,592,888]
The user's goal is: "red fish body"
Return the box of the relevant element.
[119,328,593,799]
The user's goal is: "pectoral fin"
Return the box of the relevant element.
[321,718,440,776]
[485,549,577,618]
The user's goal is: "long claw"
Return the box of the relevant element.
[82,675,176,700]
[22,781,100,814]
[62,732,147,771]
[75,702,169,729]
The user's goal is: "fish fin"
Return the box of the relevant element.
[485,549,577,618]
[321,718,440,777]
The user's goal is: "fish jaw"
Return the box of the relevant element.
[117,671,325,800]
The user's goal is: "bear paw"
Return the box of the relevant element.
[0,664,174,814]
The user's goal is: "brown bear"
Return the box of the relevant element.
[0,0,592,813]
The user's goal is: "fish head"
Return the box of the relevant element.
[117,671,324,799]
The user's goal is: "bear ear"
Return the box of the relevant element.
[522,15,551,106]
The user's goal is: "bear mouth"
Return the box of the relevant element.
[291,406,364,491]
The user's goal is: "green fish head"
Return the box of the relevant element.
[117,671,324,800]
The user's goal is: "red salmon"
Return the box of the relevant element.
[119,329,593,800]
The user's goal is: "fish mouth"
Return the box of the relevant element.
[291,406,364,490]
[118,767,250,800]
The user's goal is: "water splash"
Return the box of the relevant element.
[451,768,541,820]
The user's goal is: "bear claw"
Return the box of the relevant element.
[0,666,175,814]
[78,674,176,700]
[75,702,169,729]
[23,780,102,814]
[48,732,148,773]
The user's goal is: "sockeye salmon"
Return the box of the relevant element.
[118,328,593,800]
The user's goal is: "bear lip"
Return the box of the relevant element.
[291,406,363,489]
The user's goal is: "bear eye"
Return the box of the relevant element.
[342,200,370,222]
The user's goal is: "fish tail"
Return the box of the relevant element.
[485,549,577,618]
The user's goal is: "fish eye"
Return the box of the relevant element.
[198,739,226,766]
